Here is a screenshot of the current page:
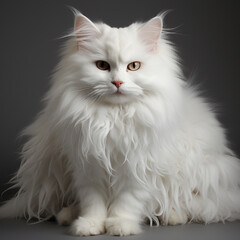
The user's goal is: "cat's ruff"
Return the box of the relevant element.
[0,10,240,236]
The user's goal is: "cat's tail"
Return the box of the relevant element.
[0,194,26,219]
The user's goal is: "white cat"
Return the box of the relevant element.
[0,10,240,236]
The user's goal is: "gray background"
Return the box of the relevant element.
[0,0,240,239]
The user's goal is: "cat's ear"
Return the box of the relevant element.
[73,11,99,49]
[138,16,163,52]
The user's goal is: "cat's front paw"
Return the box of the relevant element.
[105,217,142,236]
[70,217,105,236]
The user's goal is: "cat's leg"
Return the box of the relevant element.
[70,185,107,236]
[186,154,240,223]
[105,189,148,236]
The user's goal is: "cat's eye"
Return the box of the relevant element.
[127,61,141,71]
[96,61,110,71]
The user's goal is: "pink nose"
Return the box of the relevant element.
[111,80,124,88]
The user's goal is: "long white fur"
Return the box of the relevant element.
[0,10,240,235]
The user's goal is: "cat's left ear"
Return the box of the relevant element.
[138,16,163,52]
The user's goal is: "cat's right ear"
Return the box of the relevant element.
[73,11,99,49]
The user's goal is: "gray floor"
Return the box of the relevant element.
[0,219,240,240]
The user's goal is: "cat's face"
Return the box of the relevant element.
[68,13,174,105]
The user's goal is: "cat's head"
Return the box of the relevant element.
[62,10,181,105]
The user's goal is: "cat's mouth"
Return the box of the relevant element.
[113,89,124,96]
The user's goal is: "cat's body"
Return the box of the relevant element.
[0,11,240,236]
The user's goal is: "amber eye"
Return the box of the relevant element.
[127,61,141,71]
[96,61,110,71]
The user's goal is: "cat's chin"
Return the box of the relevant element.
[104,93,136,105]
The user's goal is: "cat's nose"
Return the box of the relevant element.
[111,80,124,88]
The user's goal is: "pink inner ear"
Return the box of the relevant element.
[74,17,84,39]
[74,14,99,42]
[139,17,162,48]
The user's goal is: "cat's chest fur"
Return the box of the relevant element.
[76,103,157,166]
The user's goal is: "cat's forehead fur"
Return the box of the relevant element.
[90,22,145,64]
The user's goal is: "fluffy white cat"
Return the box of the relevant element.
[0,10,240,236]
